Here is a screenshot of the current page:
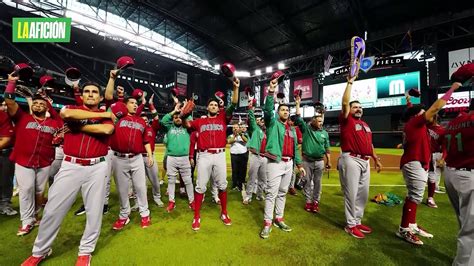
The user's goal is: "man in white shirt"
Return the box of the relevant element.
[228,123,249,191]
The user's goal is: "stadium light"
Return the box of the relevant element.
[214,64,220,70]
[235,71,251,77]
[277,63,285,69]
[266,66,273,73]
[255,69,262,76]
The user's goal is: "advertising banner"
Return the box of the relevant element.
[293,78,313,99]
[448,48,474,77]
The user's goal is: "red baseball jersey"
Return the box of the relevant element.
[63,105,113,158]
[0,111,14,148]
[444,113,474,168]
[427,124,445,153]
[282,123,295,158]
[10,108,61,168]
[400,114,431,170]
[189,131,198,158]
[339,113,373,156]
[295,126,303,144]
[140,119,160,153]
[110,115,148,154]
[188,111,229,150]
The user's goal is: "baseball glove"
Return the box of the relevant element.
[15,85,34,98]
[180,99,195,118]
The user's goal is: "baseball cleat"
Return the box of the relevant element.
[17,223,35,236]
[188,201,195,210]
[344,226,365,239]
[212,197,221,205]
[434,189,445,194]
[102,204,109,215]
[357,224,372,234]
[21,249,52,266]
[0,206,18,216]
[179,187,187,197]
[166,201,176,213]
[288,188,297,196]
[141,216,151,228]
[312,201,320,213]
[396,228,423,245]
[409,224,433,238]
[75,254,91,266]
[74,205,86,216]
[260,223,272,239]
[426,198,438,208]
[220,213,232,226]
[154,198,164,208]
[255,195,264,201]
[112,217,130,230]
[273,219,292,232]
[242,196,251,205]
[192,218,201,231]
[304,202,313,212]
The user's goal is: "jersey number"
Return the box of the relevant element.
[445,133,463,152]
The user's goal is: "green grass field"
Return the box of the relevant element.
[0,147,458,265]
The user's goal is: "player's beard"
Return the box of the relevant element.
[33,110,46,118]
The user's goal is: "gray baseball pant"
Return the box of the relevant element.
[143,154,161,202]
[167,156,194,202]
[32,159,108,256]
[0,150,14,209]
[428,152,443,189]
[195,152,227,194]
[338,153,370,227]
[402,161,428,204]
[264,159,293,221]
[104,149,114,205]
[303,159,325,203]
[245,153,267,199]
[445,167,474,266]
[113,154,150,218]
[15,164,50,226]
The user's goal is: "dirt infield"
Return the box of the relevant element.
[328,150,401,171]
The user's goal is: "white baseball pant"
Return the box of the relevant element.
[15,164,50,226]
[303,159,325,203]
[402,161,428,204]
[195,152,227,194]
[338,153,370,227]
[264,159,293,221]
[143,154,161,203]
[245,153,267,199]
[32,159,108,256]
[113,154,150,218]
[445,167,474,266]
[167,156,194,202]
[428,152,443,190]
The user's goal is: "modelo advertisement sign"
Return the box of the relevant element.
[323,71,421,111]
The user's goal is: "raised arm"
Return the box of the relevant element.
[105,69,118,101]
[424,82,462,123]
[225,77,240,117]
[4,74,20,117]
[341,76,357,119]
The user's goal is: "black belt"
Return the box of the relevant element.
[0,148,12,155]
[114,152,139,158]
[303,154,324,162]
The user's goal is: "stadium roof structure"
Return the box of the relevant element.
[3,0,474,76]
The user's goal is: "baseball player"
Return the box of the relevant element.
[294,96,331,213]
[259,79,306,239]
[110,96,153,230]
[0,96,16,216]
[183,78,239,231]
[140,95,164,207]
[426,115,446,208]
[21,81,115,266]
[287,117,303,196]
[243,100,267,204]
[338,76,382,239]
[444,98,474,265]
[4,74,62,236]
[161,102,194,212]
[396,81,462,245]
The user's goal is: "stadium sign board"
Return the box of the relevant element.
[12,17,71,43]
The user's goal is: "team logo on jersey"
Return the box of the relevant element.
[170,127,187,136]
[427,128,439,140]
[119,120,145,132]
[200,124,224,132]
[355,124,362,131]
[25,121,56,134]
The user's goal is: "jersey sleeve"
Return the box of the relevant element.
[151,119,160,132]
[189,131,197,158]
[0,113,14,137]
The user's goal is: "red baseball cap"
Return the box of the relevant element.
[271,70,285,83]
[116,56,135,70]
[39,75,55,87]
[14,63,33,80]
[293,89,302,98]
[220,62,235,78]
[451,63,474,84]
[110,101,128,118]
[132,88,144,99]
